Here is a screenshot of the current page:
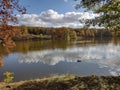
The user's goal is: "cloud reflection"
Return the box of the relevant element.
[19,44,120,76]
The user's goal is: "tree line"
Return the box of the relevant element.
[13,26,120,40]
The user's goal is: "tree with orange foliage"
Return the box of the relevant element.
[0,0,26,48]
[0,0,26,64]
[0,57,3,67]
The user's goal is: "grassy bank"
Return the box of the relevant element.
[0,75,120,90]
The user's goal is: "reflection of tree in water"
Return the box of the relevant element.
[1,38,120,56]
[0,45,11,67]
[0,40,74,55]
[0,57,4,67]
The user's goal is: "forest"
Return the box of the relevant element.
[13,26,120,40]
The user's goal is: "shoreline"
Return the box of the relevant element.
[12,35,114,41]
[0,75,120,90]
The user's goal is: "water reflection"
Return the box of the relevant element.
[0,38,120,82]
[0,38,120,56]
[19,43,120,76]
[0,57,3,67]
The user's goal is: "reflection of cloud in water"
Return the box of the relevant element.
[19,44,120,76]
[19,49,81,65]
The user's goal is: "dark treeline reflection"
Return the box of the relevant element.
[0,38,120,56]
[0,40,73,56]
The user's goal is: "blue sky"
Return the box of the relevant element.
[19,0,79,14]
[17,0,98,28]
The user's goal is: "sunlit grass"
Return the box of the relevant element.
[0,75,120,90]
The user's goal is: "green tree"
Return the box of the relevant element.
[75,0,120,30]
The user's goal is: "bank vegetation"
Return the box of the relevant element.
[0,75,120,90]
[12,26,120,40]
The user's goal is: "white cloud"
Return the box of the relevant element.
[17,9,99,28]
[64,0,68,2]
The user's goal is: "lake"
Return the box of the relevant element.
[0,38,120,82]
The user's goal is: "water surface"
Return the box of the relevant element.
[0,38,120,82]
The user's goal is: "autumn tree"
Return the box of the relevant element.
[51,27,77,40]
[75,0,120,30]
[20,25,28,35]
[0,0,26,48]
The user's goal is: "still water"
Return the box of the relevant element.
[0,38,120,82]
